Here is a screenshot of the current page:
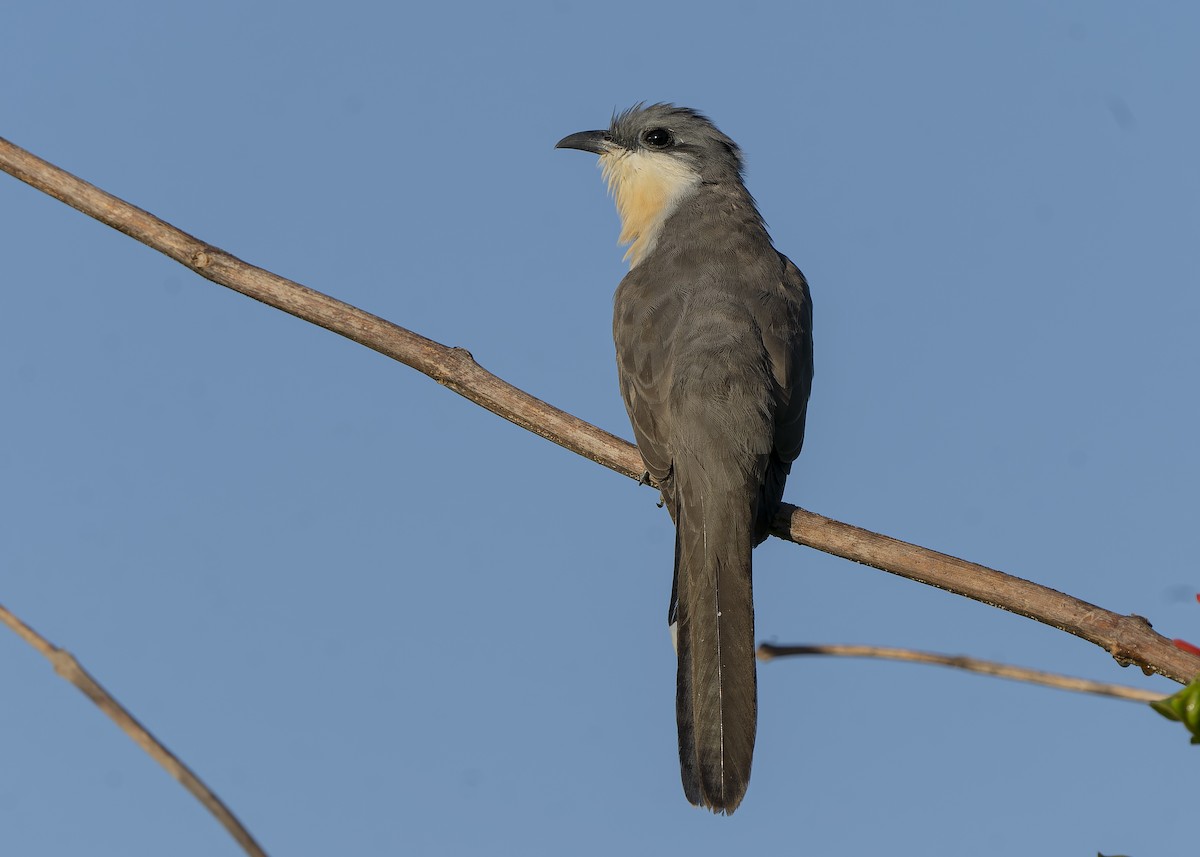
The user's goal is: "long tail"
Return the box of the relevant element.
[671,465,757,814]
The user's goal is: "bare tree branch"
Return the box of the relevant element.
[0,602,268,857]
[2,134,1198,694]
[767,507,1200,684]
[757,642,1166,703]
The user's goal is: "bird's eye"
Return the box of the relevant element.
[642,128,673,148]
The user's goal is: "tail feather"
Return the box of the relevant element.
[672,474,757,814]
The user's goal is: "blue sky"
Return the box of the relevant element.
[2,2,1198,854]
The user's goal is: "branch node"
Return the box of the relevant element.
[1128,613,1153,630]
[1109,649,1136,669]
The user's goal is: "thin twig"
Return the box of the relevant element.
[757,643,1165,702]
[0,602,269,857]
[1,134,1198,692]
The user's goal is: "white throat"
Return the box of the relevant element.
[600,148,701,267]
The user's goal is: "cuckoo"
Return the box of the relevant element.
[557,104,813,814]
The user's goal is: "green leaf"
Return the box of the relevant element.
[1150,677,1200,744]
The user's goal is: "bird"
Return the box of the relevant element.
[557,104,813,814]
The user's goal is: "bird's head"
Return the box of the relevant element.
[557,103,745,266]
